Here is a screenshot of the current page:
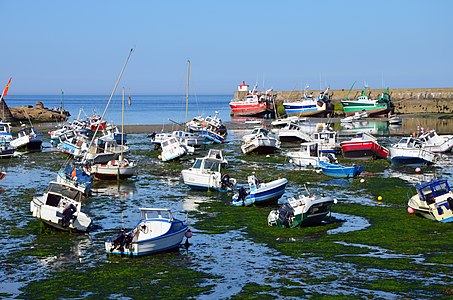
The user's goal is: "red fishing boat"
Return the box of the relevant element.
[229,82,275,117]
[340,132,389,159]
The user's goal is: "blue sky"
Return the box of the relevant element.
[1,0,452,95]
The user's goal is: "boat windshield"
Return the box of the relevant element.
[204,160,220,172]
[192,159,202,169]
[432,181,450,197]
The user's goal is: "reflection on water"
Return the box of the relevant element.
[91,181,137,199]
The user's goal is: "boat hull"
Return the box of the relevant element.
[283,102,330,117]
[229,102,271,117]
[232,178,288,206]
[319,162,365,178]
[340,141,389,159]
[105,227,188,256]
[341,101,390,117]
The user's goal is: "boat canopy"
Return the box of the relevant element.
[416,178,451,203]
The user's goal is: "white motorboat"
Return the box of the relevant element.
[181,150,236,191]
[160,136,188,162]
[408,178,453,223]
[268,189,337,228]
[388,137,438,166]
[232,174,287,206]
[340,110,368,123]
[10,124,43,151]
[30,182,91,232]
[286,142,337,168]
[88,158,137,180]
[241,127,281,154]
[311,124,340,153]
[277,121,313,143]
[271,116,303,128]
[84,137,128,164]
[417,129,453,153]
[150,130,204,149]
[105,208,190,256]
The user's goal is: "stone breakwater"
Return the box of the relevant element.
[234,87,453,114]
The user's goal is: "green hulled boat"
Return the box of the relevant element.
[268,193,337,228]
[341,85,393,117]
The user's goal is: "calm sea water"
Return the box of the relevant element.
[4,94,233,125]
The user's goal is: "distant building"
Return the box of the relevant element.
[238,81,249,92]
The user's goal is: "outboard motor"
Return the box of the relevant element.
[237,186,248,203]
[278,203,295,228]
[221,174,231,189]
[111,230,128,252]
[61,204,77,227]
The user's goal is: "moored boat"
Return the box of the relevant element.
[229,82,275,117]
[388,137,437,166]
[241,127,281,154]
[286,141,337,168]
[408,178,453,223]
[57,164,93,195]
[277,121,313,143]
[181,150,236,191]
[232,175,287,206]
[88,158,137,180]
[30,182,91,232]
[417,129,453,153]
[105,208,190,256]
[341,85,393,117]
[283,86,333,117]
[268,190,337,228]
[319,161,365,178]
[10,124,43,151]
[340,132,389,160]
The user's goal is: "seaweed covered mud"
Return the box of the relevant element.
[1,118,453,299]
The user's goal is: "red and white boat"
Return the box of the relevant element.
[229,82,275,117]
[340,132,389,159]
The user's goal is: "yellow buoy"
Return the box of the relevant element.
[377,196,383,201]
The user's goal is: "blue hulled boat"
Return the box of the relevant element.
[319,161,364,178]
[232,175,288,206]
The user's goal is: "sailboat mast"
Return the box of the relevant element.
[121,87,125,160]
[84,48,133,160]
[185,59,190,124]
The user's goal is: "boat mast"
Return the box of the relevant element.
[84,48,133,160]
[343,81,356,101]
[120,87,125,161]
[185,59,190,125]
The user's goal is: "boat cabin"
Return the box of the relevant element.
[394,137,423,149]
[416,179,451,205]
[45,182,84,207]
[190,157,221,174]
[299,142,321,157]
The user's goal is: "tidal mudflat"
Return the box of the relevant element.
[1,124,452,299]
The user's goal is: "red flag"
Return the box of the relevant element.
[2,77,12,97]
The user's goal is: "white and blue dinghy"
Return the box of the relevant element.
[105,208,191,256]
[232,174,288,206]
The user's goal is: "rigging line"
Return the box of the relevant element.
[84,48,134,159]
